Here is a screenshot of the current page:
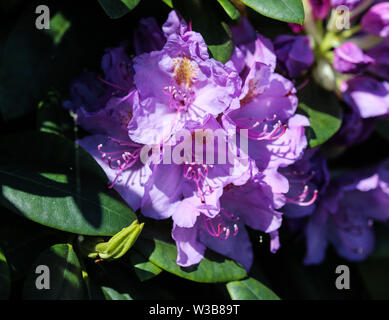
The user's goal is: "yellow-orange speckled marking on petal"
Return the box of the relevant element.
[173,57,198,88]
[240,79,260,106]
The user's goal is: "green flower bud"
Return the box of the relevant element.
[95,220,144,261]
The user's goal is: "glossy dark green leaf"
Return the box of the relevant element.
[172,0,234,63]
[101,286,133,300]
[298,103,342,148]
[23,244,86,300]
[217,0,240,21]
[0,132,137,236]
[227,277,280,300]
[129,250,162,282]
[98,0,141,18]
[135,238,247,283]
[240,0,304,24]
[297,83,343,147]
[0,247,11,300]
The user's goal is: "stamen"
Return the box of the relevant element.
[202,210,240,240]
[286,186,318,207]
[234,115,287,141]
[97,138,142,189]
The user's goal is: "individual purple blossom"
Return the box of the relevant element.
[361,2,389,38]
[341,76,389,118]
[331,0,364,10]
[333,42,375,74]
[128,20,241,146]
[367,39,389,81]
[280,149,329,219]
[304,160,389,264]
[63,46,135,139]
[274,35,314,78]
[173,175,283,270]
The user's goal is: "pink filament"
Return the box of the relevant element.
[286,185,318,207]
[203,209,239,241]
[98,139,142,189]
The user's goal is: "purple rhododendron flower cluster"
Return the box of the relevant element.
[64,4,389,271]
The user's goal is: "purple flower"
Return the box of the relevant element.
[333,42,375,74]
[274,35,314,78]
[304,161,389,264]
[367,39,389,81]
[173,176,283,270]
[310,0,331,20]
[162,10,188,38]
[281,149,329,219]
[332,0,364,10]
[134,17,166,55]
[63,12,312,271]
[341,76,389,118]
[101,46,134,91]
[330,104,376,147]
[140,116,255,221]
[361,2,389,37]
[230,18,257,46]
[128,29,241,145]
[224,34,310,198]
[63,46,136,139]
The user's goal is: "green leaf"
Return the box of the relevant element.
[217,0,240,21]
[129,250,163,282]
[135,238,247,283]
[0,132,137,236]
[98,0,141,18]
[101,286,133,300]
[298,103,342,148]
[161,0,173,8]
[172,0,234,63]
[226,277,280,300]
[297,83,343,147]
[23,244,86,300]
[121,0,142,9]
[240,0,305,24]
[0,247,11,300]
